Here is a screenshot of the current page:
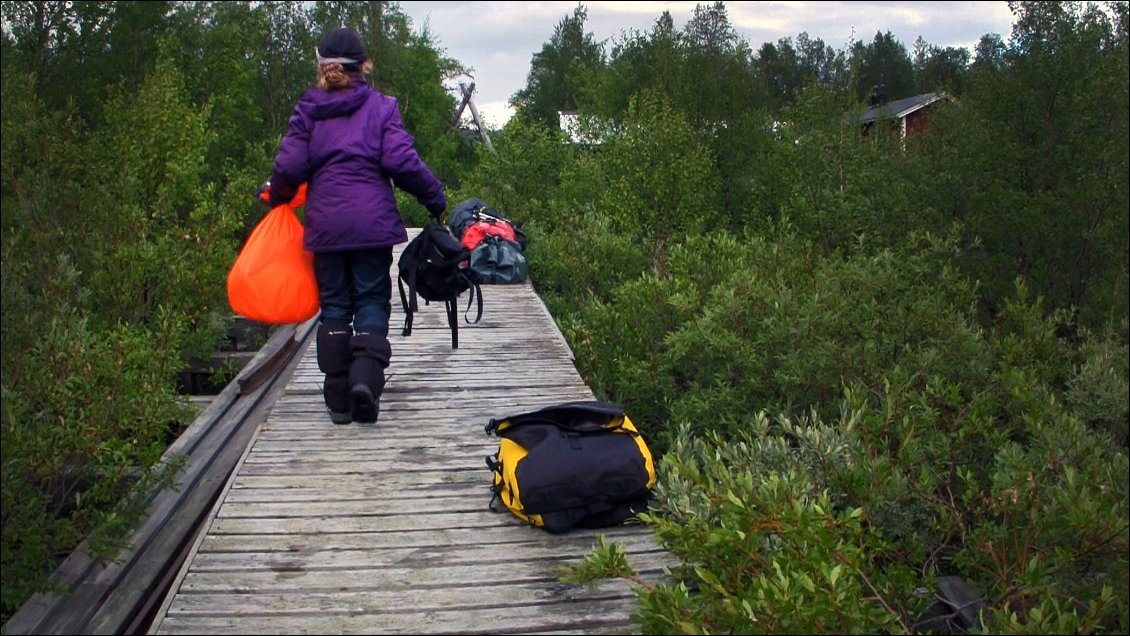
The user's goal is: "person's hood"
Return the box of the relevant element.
[299,81,371,121]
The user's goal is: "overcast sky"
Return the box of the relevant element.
[396,1,1017,128]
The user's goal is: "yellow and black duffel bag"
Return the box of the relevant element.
[485,401,656,533]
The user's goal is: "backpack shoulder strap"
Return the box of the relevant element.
[444,277,482,348]
[397,232,426,337]
[464,279,483,325]
[485,401,625,436]
[398,269,416,337]
[444,298,458,348]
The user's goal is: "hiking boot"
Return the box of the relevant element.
[323,373,352,425]
[350,383,378,423]
[318,321,354,425]
[348,333,391,424]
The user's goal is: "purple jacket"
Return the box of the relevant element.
[269,78,446,252]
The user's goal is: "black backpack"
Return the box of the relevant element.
[397,224,482,348]
[485,401,656,533]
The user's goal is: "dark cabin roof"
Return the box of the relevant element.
[860,92,947,124]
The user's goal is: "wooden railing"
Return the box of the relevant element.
[3,316,319,635]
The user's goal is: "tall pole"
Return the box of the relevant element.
[458,82,495,154]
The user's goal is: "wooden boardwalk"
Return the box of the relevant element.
[149,232,674,635]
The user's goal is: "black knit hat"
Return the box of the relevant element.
[317,28,366,64]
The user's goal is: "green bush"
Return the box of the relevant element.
[1063,320,1129,447]
[661,227,985,439]
[542,221,1128,633]
[591,92,721,274]
[446,115,572,229]
[1,57,245,619]
[532,212,650,315]
[635,376,1127,633]
[560,231,755,449]
[637,417,905,634]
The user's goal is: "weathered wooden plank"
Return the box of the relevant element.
[213,495,494,518]
[250,410,566,428]
[293,365,584,376]
[295,361,576,374]
[274,388,593,404]
[233,457,489,475]
[223,487,490,506]
[236,457,491,472]
[205,512,517,534]
[226,470,486,493]
[240,427,500,442]
[220,488,485,508]
[237,447,495,463]
[279,392,592,405]
[240,445,492,461]
[174,550,675,592]
[260,409,575,422]
[247,437,495,453]
[289,373,588,387]
[199,526,656,552]
[156,599,643,635]
[162,579,646,615]
[259,402,591,423]
[188,537,666,571]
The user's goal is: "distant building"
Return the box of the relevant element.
[860,92,949,139]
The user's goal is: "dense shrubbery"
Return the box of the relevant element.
[504,5,1128,631]
[631,262,1129,633]
[529,126,1128,629]
[0,55,238,614]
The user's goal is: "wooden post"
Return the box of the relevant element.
[449,81,473,130]
[453,82,495,154]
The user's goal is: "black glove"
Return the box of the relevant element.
[428,205,445,222]
[255,181,271,205]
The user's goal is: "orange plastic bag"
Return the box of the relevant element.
[227,184,319,324]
